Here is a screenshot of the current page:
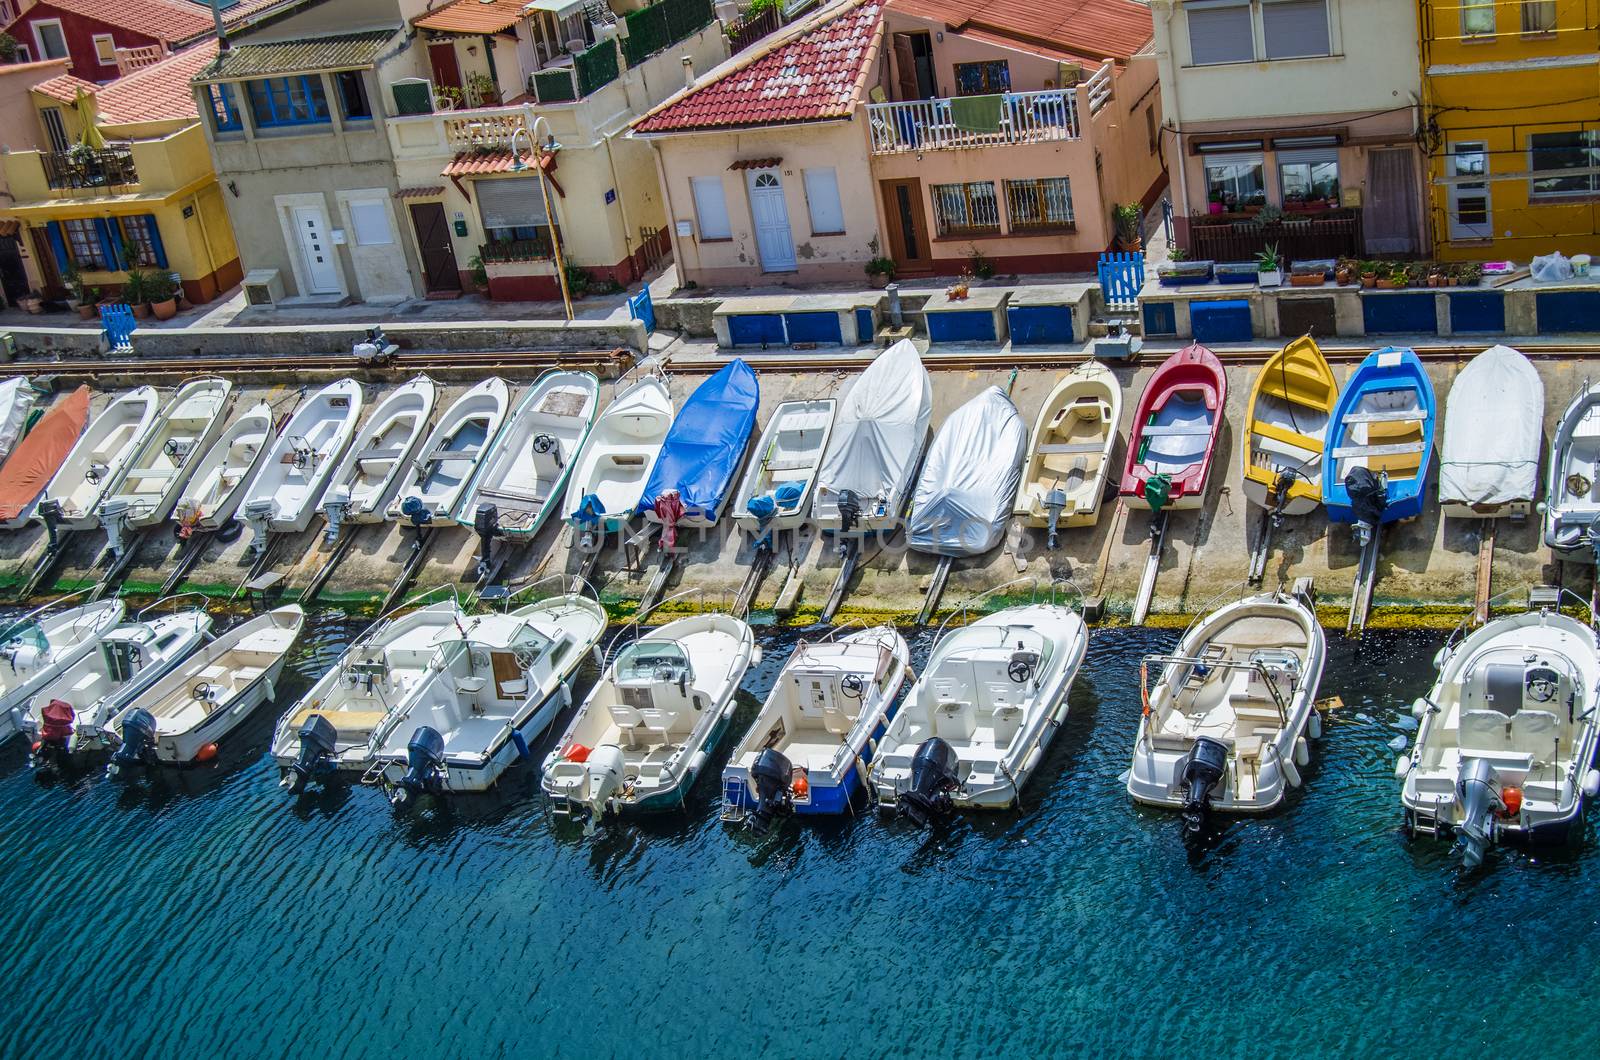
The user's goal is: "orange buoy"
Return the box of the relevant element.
[196,743,219,763]
[792,770,809,798]
[1501,786,1523,816]
[564,743,592,763]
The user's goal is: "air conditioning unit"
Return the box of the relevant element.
[243,268,284,307]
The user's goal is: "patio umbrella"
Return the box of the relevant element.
[73,88,105,149]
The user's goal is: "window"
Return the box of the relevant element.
[347,200,392,245]
[208,84,242,133]
[62,219,108,270]
[40,107,68,153]
[1004,177,1074,230]
[1261,0,1329,58]
[954,61,1009,96]
[690,175,730,240]
[13,44,30,62]
[335,70,371,120]
[1146,106,1159,155]
[92,34,116,65]
[1448,141,1491,240]
[117,215,162,266]
[802,168,845,235]
[1186,1,1253,65]
[245,76,331,128]
[476,175,558,252]
[1529,130,1600,199]
[33,19,68,61]
[1278,151,1339,206]
[1462,0,1495,37]
[1522,0,1557,32]
[0,0,16,23]
[1202,153,1266,210]
[931,181,1000,236]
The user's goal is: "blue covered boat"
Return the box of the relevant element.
[1321,346,1436,525]
[638,359,758,540]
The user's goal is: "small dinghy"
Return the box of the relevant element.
[638,360,759,544]
[814,339,932,533]
[320,375,436,537]
[0,597,123,744]
[1127,589,1325,832]
[908,386,1025,558]
[1544,383,1600,562]
[387,377,509,523]
[1322,346,1435,531]
[171,400,276,536]
[273,600,471,792]
[730,398,837,538]
[564,369,674,538]
[240,379,363,546]
[1398,587,1600,867]
[720,625,908,831]
[1440,345,1542,520]
[1242,336,1338,518]
[873,603,1087,820]
[367,591,607,806]
[456,369,598,544]
[106,605,304,775]
[1120,344,1225,511]
[0,377,38,462]
[1014,362,1121,544]
[41,385,160,530]
[0,385,88,529]
[542,612,755,831]
[23,602,212,769]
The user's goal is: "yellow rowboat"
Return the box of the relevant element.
[1014,360,1121,534]
[1242,336,1338,516]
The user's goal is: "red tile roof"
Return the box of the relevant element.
[635,0,880,134]
[414,0,525,35]
[23,0,217,44]
[33,40,215,126]
[32,72,100,104]
[442,150,555,176]
[885,0,1152,63]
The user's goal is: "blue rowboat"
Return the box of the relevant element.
[1321,346,1436,524]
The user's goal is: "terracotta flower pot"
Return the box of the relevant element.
[1361,275,1376,288]
[132,303,151,319]
[151,297,178,321]
[76,304,96,320]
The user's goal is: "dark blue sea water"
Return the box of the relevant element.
[2,613,1597,1057]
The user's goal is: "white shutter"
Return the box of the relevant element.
[348,200,393,245]
[802,167,845,235]
[1185,1,1253,65]
[1262,0,1330,59]
[690,175,731,240]
[475,177,548,230]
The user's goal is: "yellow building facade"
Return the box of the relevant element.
[1419,0,1600,261]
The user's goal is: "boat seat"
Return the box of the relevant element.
[932,699,976,742]
[1036,442,1105,456]
[423,445,480,465]
[354,446,406,466]
[72,671,106,696]
[233,665,265,686]
[1250,419,1321,452]
[1234,734,1263,761]
[822,703,855,736]
[288,706,388,733]
[1511,710,1560,759]
[1141,424,1213,438]
[1342,409,1421,424]
[1460,709,1511,751]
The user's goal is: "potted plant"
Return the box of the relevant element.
[1458,262,1483,287]
[124,268,150,318]
[143,270,179,320]
[1112,203,1142,252]
[1256,244,1283,287]
[1157,258,1215,286]
[865,256,896,288]
[1215,260,1260,285]
[562,262,592,300]
[1360,262,1378,288]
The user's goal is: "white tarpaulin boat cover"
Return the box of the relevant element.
[0,377,32,461]
[1440,344,1543,507]
[815,339,931,508]
[909,386,1025,556]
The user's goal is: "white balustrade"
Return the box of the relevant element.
[866,89,1080,154]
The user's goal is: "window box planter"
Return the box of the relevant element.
[1157,260,1215,287]
[1258,268,1283,288]
[1215,261,1259,285]
[1289,272,1326,287]
[1292,258,1336,279]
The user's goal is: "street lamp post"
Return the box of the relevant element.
[509,116,572,321]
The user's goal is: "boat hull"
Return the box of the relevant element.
[1322,347,1435,525]
[1120,344,1225,511]
[1241,336,1336,517]
[1014,363,1120,530]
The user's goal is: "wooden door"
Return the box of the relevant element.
[879,178,929,274]
[408,202,463,293]
[428,41,464,92]
[29,226,61,297]
[891,33,918,100]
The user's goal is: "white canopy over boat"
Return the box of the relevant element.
[0,377,36,461]
[1440,344,1542,517]
[908,386,1025,557]
[813,339,932,531]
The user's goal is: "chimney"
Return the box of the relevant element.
[682,55,694,90]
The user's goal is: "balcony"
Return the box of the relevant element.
[480,236,555,263]
[41,147,139,190]
[866,90,1080,155]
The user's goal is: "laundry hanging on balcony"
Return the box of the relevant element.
[949,94,1002,134]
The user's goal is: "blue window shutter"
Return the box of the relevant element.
[93,217,121,271]
[45,221,68,272]
[142,215,168,268]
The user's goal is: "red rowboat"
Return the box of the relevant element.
[1119,344,1226,511]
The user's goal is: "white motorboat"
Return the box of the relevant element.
[40,386,160,530]
[22,601,212,768]
[388,377,510,524]
[874,603,1087,820]
[1015,362,1122,542]
[171,400,277,536]
[908,386,1025,558]
[563,369,674,538]
[1440,344,1542,519]
[367,591,607,805]
[456,370,598,544]
[1127,590,1326,831]
[720,625,908,831]
[272,599,471,792]
[813,339,932,533]
[240,379,363,548]
[1398,587,1600,867]
[0,596,124,744]
[1543,383,1600,562]
[0,376,37,462]
[730,398,837,537]
[106,605,304,774]
[543,612,755,831]
[97,378,233,556]
[321,375,436,538]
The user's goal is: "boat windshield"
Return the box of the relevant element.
[615,640,692,683]
[0,620,46,653]
[510,624,556,668]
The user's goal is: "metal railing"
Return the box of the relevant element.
[866,89,1079,154]
[1084,60,1115,116]
[42,147,138,190]
[479,236,556,263]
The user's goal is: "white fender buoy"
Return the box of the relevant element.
[1584,769,1600,798]
[1023,746,1042,776]
[1294,736,1310,767]
[1281,749,1302,788]
[1412,697,1428,719]
[750,644,762,665]
[1395,756,1412,778]
[1308,711,1322,739]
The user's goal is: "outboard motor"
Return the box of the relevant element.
[281,713,339,793]
[401,494,432,531]
[1180,736,1229,834]
[1344,466,1387,548]
[1456,756,1503,869]
[1267,469,1298,525]
[37,498,63,551]
[321,484,352,545]
[653,490,685,552]
[580,744,626,836]
[746,747,795,835]
[107,708,159,780]
[31,699,76,771]
[352,325,396,366]
[242,497,277,557]
[1588,523,1600,566]
[389,726,447,808]
[746,492,778,552]
[99,498,134,560]
[1043,486,1067,550]
[473,502,500,583]
[573,493,605,552]
[836,489,862,557]
[898,737,960,827]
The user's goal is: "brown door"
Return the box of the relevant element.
[428,41,463,92]
[891,33,919,100]
[28,226,61,297]
[880,179,930,274]
[409,202,463,293]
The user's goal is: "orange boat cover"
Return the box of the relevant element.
[0,385,89,522]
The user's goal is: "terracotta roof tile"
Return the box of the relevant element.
[195,28,394,80]
[32,72,101,104]
[414,0,526,35]
[883,0,1151,63]
[94,39,217,124]
[27,0,215,43]
[442,149,555,176]
[635,0,880,134]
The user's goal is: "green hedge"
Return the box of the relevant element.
[622,0,713,67]
[576,39,620,96]
[532,68,577,103]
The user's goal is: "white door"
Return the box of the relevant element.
[292,206,341,294]
[1446,141,1492,242]
[746,170,796,272]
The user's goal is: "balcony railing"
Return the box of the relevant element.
[866,90,1079,155]
[480,236,555,263]
[443,109,527,152]
[41,147,138,190]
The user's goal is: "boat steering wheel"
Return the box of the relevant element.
[1526,667,1560,703]
[1007,659,1034,684]
[191,681,217,703]
[840,673,866,700]
[532,434,557,454]
[1569,473,1593,498]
